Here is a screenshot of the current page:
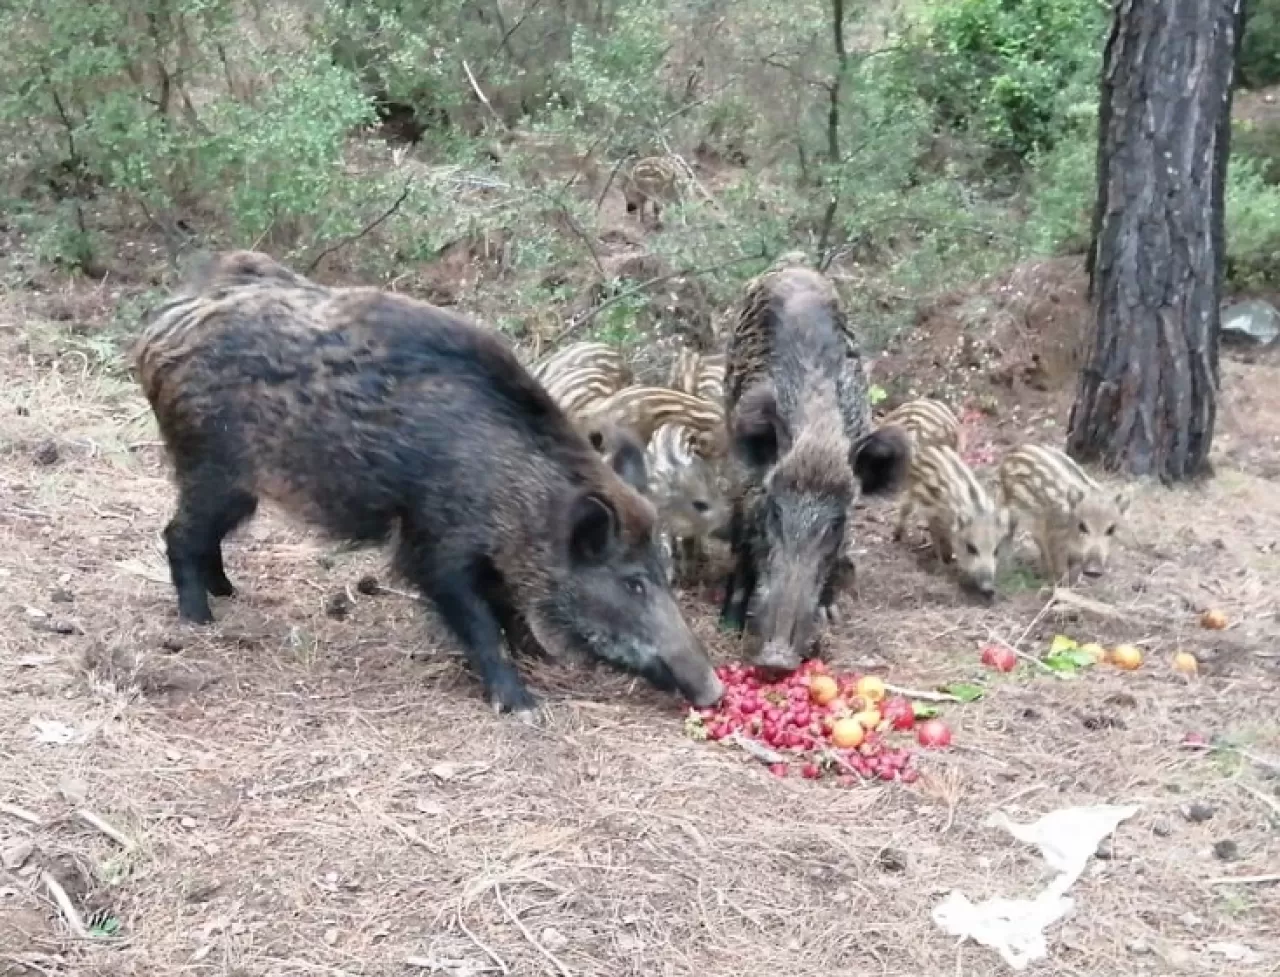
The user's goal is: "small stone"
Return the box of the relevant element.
[160,636,184,653]
[324,927,339,946]
[1213,839,1240,861]
[1178,911,1202,930]
[876,847,909,872]
[32,440,59,466]
[2,841,34,871]
[1127,937,1152,955]
[355,575,381,596]
[58,777,88,805]
[1182,802,1215,823]
[1152,819,1173,838]
[180,816,197,829]
[50,588,74,603]
[324,592,351,620]
[1095,839,1114,860]
[540,927,567,951]
[182,876,223,903]
[46,619,80,635]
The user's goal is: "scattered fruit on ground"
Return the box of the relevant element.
[1200,609,1228,630]
[808,674,839,706]
[1181,731,1209,748]
[881,696,916,731]
[856,675,887,703]
[1079,642,1109,663]
[980,643,1017,672]
[685,660,930,783]
[1110,644,1143,670]
[852,708,882,730]
[1172,652,1198,675]
[917,719,953,748]
[830,718,865,749]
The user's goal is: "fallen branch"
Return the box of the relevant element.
[462,59,504,126]
[76,809,135,849]
[493,884,572,977]
[41,872,89,939]
[726,732,786,766]
[1207,873,1280,886]
[0,802,43,826]
[987,634,1062,678]
[456,911,510,975]
[1050,587,1128,620]
[883,684,961,703]
[304,180,414,275]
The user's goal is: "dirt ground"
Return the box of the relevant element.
[1,265,1277,977]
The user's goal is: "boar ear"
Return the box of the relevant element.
[1066,484,1086,509]
[851,424,910,497]
[568,491,620,564]
[732,383,783,469]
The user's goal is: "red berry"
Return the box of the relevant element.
[801,762,821,780]
[768,763,788,778]
[900,768,920,784]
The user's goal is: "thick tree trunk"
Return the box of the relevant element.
[1068,0,1245,482]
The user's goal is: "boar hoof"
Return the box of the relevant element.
[486,674,540,716]
[820,603,843,628]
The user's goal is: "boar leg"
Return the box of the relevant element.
[719,507,756,631]
[424,569,539,716]
[164,466,259,623]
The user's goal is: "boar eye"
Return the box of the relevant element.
[966,543,979,556]
[625,578,647,598]
[692,499,710,513]
[1078,521,1089,535]
[1105,524,1115,536]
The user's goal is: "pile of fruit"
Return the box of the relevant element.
[684,660,953,783]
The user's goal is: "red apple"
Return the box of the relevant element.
[981,643,1017,672]
[916,719,953,748]
[880,696,916,731]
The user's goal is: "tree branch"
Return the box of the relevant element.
[304,180,414,275]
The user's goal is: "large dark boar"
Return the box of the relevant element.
[133,251,724,717]
[719,264,909,672]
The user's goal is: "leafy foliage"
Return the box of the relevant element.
[0,0,1273,341]
[893,0,1108,164]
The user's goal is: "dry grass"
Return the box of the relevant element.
[1,284,1278,977]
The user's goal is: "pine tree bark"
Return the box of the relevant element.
[1068,0,1246,481]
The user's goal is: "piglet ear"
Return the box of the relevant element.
[732,383,784,470]
[607,427,651,496]
[851,424,910,497]
[568,491,620,565]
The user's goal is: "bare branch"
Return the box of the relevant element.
[304,180,414,275]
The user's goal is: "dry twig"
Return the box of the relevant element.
[76,808,135,849]
[41,871,89,939]
[493,884,573,977]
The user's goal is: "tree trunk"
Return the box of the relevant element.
[1068,0,1245,482]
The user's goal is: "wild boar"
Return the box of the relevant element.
[134,253,724,717]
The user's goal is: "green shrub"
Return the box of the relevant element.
[893,0,1108,164]
[1226,154,1280,291]
[1240,0,1280,88]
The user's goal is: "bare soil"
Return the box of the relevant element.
[1,262,1277,977]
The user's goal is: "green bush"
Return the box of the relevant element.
[1225,154,1280,291]
[894,0,1108,164]
[1240,0,1280,88]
